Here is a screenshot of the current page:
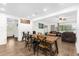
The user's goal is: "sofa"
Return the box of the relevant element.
[61,32,76,43]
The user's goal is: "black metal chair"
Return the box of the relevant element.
[22,32,26,41]
[25,32,32,51]
[32,38,40,55]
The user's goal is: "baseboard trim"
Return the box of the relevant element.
[7,36,18,41]
[7,36,14,38]
[7,36,17,38]
[0,40,7,45]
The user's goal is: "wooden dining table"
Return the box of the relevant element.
[32,34,59,55]
[44,36,58,55]
[32,34,57,43]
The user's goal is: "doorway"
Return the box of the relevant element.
[7,18,18,39]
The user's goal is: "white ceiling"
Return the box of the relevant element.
[35,11,77,24]
[0,3,78,20]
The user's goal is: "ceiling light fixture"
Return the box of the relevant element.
[27,16,30,19]
[43,8,48,12]
[32,14,36,17]
[0,7,6,11]
[27,16,32,19]
[59,16,66,22]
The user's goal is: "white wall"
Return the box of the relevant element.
[0,13,19,45]
[33,21,45,34]
[0,13,7,45]
[76,9,79,54]
[18,20,33,41]
[33,20,58,34]
[6,14,33,41]
[33,15,76,34]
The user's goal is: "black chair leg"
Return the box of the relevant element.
[37,46,39,56]
[33,46,36,55]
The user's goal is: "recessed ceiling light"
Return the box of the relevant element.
[32,14,36,17]
[27,16,32,19]
[0,7,6,11]
[43,8,48,12]
[1,3,7,6]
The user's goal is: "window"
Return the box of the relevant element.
[38,23,44,29]
[59,25,72,32]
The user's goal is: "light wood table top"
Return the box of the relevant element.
[45,36,58,44]
[32,34,58,44]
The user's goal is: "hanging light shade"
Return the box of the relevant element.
[59,17,63,20]
[59,17,66,21]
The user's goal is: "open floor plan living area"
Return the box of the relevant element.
[0,3,79,56]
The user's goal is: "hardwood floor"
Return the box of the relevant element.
[0,37,77,56]
[57,38,77,56]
